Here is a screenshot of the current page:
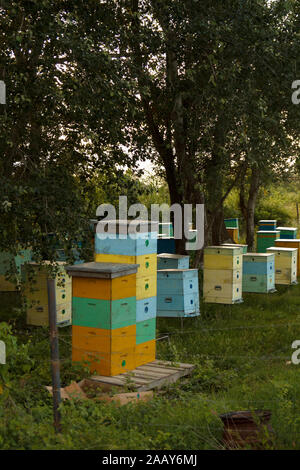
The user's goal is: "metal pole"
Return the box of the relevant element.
[47,278,62,433]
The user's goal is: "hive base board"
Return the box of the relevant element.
[157,311,200,318]
[204,297,243,305]
[243,288,277,294]
[89,360,195,392]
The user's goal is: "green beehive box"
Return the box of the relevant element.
[256,231,280,253]
[277,227,298,240]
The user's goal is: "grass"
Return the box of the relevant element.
[1,282,300,450]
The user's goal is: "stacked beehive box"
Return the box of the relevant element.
[277,227,298,240]
[156,254,199,318]
[275,239,300,277]
[203,246,243,304]
[266,247,298,285]
[159,222,174,237]
[224,218,239,243]
[242,254,276,293]
[0,248,32,291]
[22,262,72,326]
[221,243,248,254]
[94,220,158,368]
[256,231,280,253]
[67,262,139,376]
[258,220,277,231]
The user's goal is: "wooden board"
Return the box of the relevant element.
[89,360,195,392]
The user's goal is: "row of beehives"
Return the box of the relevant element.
[224,217,298,252]
[203,242,299,304]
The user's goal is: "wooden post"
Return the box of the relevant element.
[47,278,62,433]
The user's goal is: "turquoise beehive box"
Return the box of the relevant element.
[157,253,190,270]
[243,253,276,293]
[277,227,298,240]
[157,269,200,317]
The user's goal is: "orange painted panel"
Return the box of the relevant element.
[72,324,136,353]
[72,274,136,300]
[135,340,156,367]
[72,347,136,376]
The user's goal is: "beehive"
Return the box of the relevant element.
[22,262,72,326]
[157,269,200,317]
[224,218,239,240]
[277,227,298,240]
[157,253,190,270]
[266,247,298,285]
[157,236,176,254]
[94,220,157,367]
[203,246,243,304]
[226,227,239,243]
[256,231,280,253]
[159,222,174,237]
[258,220,277,231]
[67,262,140,376]
[221,243,248,254]
[224,218,239,230]
[242,253,276,293]
[0,248,32,291]
[275,239,300,276]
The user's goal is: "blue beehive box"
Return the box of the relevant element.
[157,269,200,317]
[243,253,276,293]
[258,220,277,231]
[157,236,176,254]
[157,253,190,270]
[136,296,157,322]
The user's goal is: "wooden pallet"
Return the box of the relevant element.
[89,360,195,392]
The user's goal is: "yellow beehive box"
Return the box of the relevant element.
[204,246,243,270]
[203,268,242,304]
[94,253,157,279]
[135,339,156,367]
[275,239,300,276]
[136,275,157,300]
[26,302,71,327]
[22,262,72,326]
[266,247,298,285]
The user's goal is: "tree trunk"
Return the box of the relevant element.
[246,168,260,251]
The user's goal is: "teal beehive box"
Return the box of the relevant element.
[277,227,298,240]
[256,231,280,253]
[159,222,174,237]
[243,253,276,293]
[157,253,190,270]
[157,269,200,318]
[258,220,277,231]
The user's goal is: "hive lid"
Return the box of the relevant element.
[259,220,277,223]
[95,219,158,234]
[157,253,190,259]
[276,239,300,242]
[243,253,274,258]
[222,243,247,247]
[66,262,140,279]
[256,230,280,234]
[267,247,298,252]
[276,227,297,231]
